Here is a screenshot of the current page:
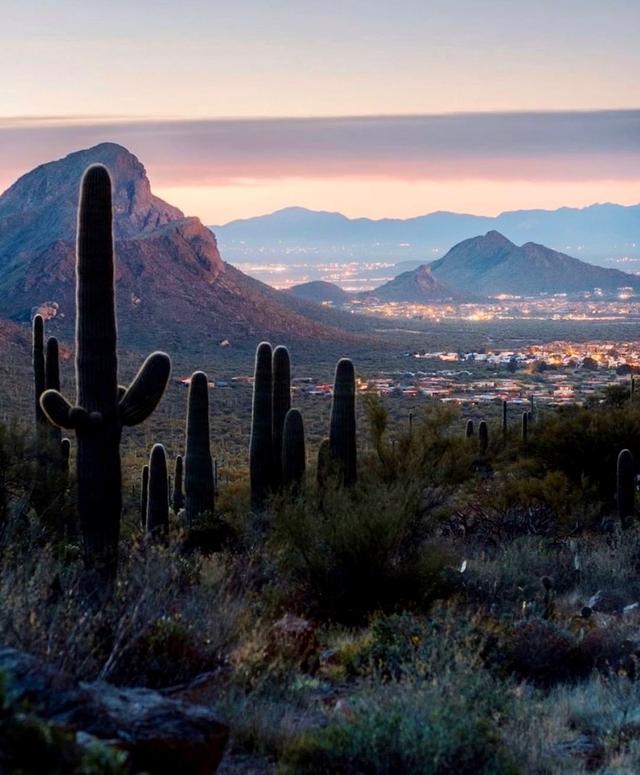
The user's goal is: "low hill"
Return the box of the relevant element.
[288,281,350,305]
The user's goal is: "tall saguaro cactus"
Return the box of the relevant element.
[272,345,291,492]
[172,454,185,513]
[147,444,169,537]
[282,408,305,492]
[32,315,46,429]
[250,342,273,510]
[329,358,357,485]
[502,401,508,437]
[45,337,62,447]
[617,448,635,529]
[478,420,489,455]
[184,371,215,525]
[40,165,171,578]
[465,419,474,438]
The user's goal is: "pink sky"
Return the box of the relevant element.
[0,113,638,223]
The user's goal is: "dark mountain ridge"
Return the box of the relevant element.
[0,144,356,349]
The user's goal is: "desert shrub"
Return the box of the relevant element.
[271,473,457,622]
[528,403,640,508]
[0,537,240,686]
[279,671,518,774]
[497,618,589,686]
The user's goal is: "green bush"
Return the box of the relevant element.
[279,672,518,774]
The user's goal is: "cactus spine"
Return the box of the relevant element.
[617,448,635,529]
[147,444,169,537]
[184,371,215,526]
[329,358,357,485]
[478,420,489,455]
[272,345,291,492]
[140,464,149,528]
[250,342,273,510]
[172,454,184,513]
[282,408,305,492]
[40,165,171,578]
[465,419,474,438]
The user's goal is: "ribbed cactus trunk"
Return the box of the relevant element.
[172,454,185,513]
[250,342,273,510]
[465,419,474,438]
[617,448,635,529]
[502,401,507,437]
[40,166,171,580]
[45,337,62,448]
[329,358,357,485]
[478,420,488,455]
[32,315,46,430]
[316,438,331,489]
[272,345,291,492]
[140,464,149,529]
[282,408,305,493]
[147,444,169,537]
[184,371,215,526]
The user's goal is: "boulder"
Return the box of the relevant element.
[0,646,229,774]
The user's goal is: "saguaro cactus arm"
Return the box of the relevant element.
[119,352,172,427]
[40,390,75,429]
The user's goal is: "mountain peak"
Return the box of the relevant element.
[482,230,514,246]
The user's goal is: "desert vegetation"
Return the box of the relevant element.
[2,165,640,774]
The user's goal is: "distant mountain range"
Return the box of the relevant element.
[213,204,640,268]
[0,144,354,348]
[289,230,640,303]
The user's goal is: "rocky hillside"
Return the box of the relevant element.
[427,231,640,296]
[366,264,472,303]
[288,280,350,305]
[0,143,352,349]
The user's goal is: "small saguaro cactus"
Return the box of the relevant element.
[147,443,169,537]
[465,419,474,438]
[316,438,331,489]
[140,464,149,529]
[60,438,71,479]
[617,448,635,529]
[282,408,305,492]
[478,420,489,455]
[172,454,184,513]
[408,411,414,439]
[250,342,273,510]
[521,412,528,444]
[272,345,291,492]
[184,371,215,526]
[329,358,357,485]
[502,400,508,437]
[40,165,171,578]
[32,315,46,429]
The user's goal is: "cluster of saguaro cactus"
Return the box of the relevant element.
[40,165,171,578]
[184,371,215,526]
[329,358,357,485]
[250,342,308,507]
[617,448,635,529]
[250,342,274,510]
